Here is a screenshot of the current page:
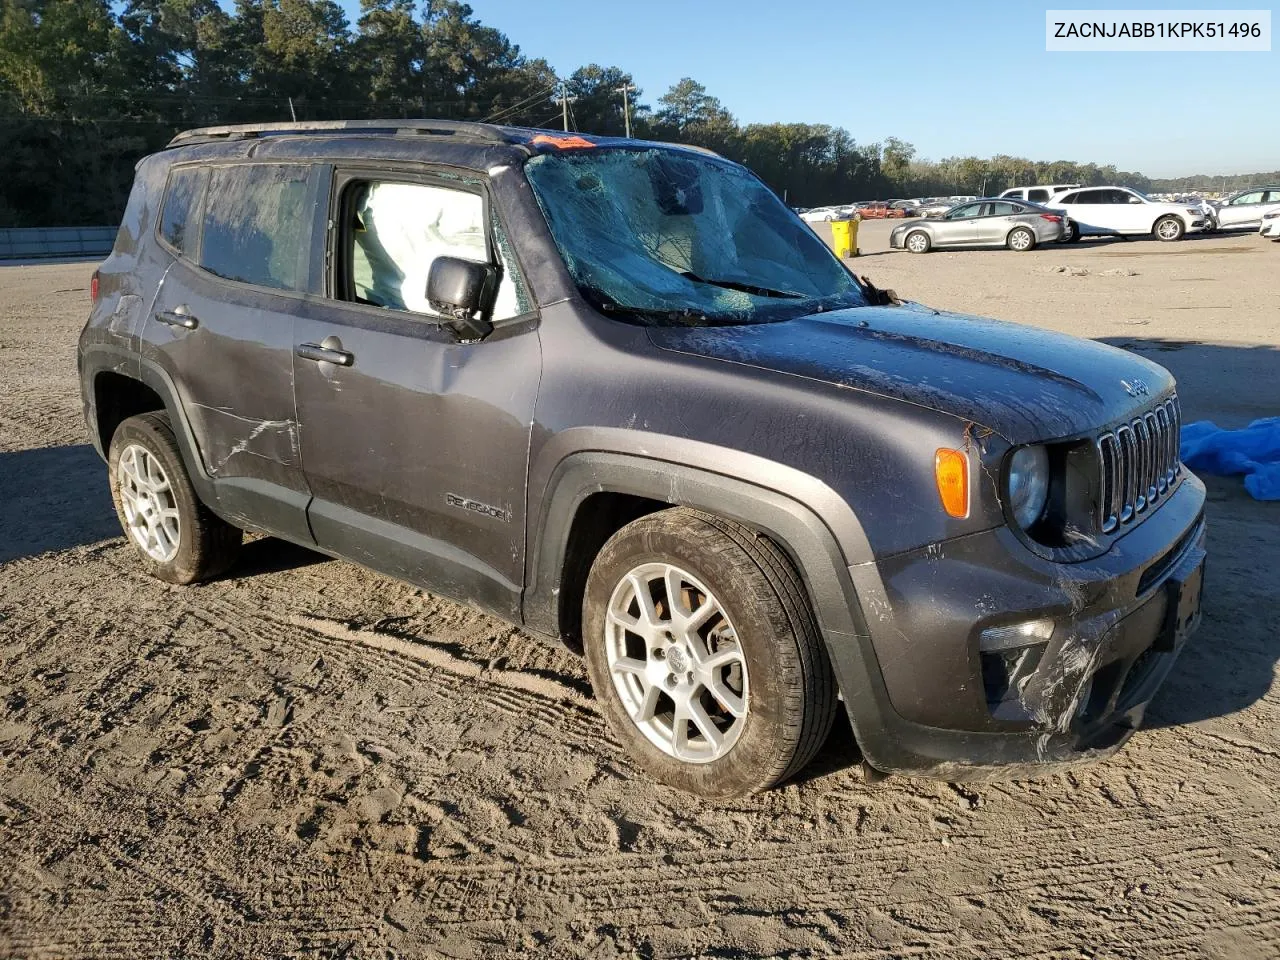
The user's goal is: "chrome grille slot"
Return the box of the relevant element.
[1094,395,1182,534]
[1154,405,1170,492]
[1098,434,1120,532]
[1133,417,1150,513]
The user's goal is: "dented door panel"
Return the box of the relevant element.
[142,258,314,543]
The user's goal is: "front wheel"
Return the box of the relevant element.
[109,412,242,584]
[1062,222,1081,243]
[905,230,931,254]
[582,508,837,798]
[1154,215,1185,242]
[1007,227,1036,252]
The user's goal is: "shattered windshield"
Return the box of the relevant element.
[525,147,866,325]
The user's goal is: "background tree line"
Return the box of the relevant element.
[0,0,1273,227]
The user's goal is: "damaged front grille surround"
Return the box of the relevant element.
[1096,396,1182,534]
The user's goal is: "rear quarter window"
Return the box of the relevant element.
[199,164,312,291]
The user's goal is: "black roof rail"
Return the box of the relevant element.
[166,119,516,149]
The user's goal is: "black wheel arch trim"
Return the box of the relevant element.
[81,343,218,506]
[523,445,928,770]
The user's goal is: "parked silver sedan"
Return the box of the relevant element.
[890,199,1068,253]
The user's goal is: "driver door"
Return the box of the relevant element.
[938,202,983,245]
[291,167,542,620]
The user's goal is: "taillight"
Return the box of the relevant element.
[90,270,100,302]
[1039,214,1062,222]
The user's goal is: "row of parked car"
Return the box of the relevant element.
[797,197,976,222]
[879,183,1280,253]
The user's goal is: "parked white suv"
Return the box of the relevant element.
[1000,184,1080,204]
[1048,186,1209,242]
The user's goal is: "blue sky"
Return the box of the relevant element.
[332,0,1275,176]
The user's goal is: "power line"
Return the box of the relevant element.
[481,84,557,123]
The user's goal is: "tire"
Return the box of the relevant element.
[1007,227,1036,252]
[1063,222,1081,243]
[1154,215,1185,242]
[582,508,837,798]
[108,412,241,584]
[905,230,931,254]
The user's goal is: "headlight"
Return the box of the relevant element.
[1007,445,1050,529]
[1264,211,1280,220]
[1185,208,1201,216]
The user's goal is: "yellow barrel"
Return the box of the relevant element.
[830,218,859,258]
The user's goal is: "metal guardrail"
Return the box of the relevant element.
[0,227,116,260]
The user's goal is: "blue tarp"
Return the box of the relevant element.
[1181,418,1280,501]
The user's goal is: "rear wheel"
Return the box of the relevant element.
[1154,215,1185,242]
[1063,222,1081,243]
[1007,227,1036,252]
[582,508,837,798]
[905,230,931,254]
[109,412,241,584]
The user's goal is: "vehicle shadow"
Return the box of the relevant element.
[0,444,121,563]
[227,535,329,578]
[0,443,329,577]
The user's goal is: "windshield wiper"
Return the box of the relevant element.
[598,302,714,325]
[680,271,805,299]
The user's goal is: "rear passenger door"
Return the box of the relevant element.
[290,167,541,620]
[143,162,320,544]
[1058,189,1103,233]
[974,201,1021,244]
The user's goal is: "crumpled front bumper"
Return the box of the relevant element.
[838,472,1207,780]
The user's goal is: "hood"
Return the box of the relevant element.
[646,303,1174,444]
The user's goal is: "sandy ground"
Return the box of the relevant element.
[1,224,1278,959]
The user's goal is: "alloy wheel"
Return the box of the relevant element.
[604,562,749,763]
[116,442,181,562]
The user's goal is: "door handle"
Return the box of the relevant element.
[296,340,354,367]
[155,306,199,330]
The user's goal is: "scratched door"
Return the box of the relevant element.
[141,162,318,543]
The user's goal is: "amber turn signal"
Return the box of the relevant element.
[935,448,969,518]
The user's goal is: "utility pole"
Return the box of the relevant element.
[561,81,569,132]
[288,97,297,122]
[619,83,634,138]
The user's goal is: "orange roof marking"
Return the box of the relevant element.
[530,133,597,149]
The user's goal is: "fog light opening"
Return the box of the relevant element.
[979,618,1055,652]
[979,619,1055,720]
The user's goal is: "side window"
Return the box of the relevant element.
[159,166,207,256]
[1078,191,1103,204]
[199,164,311,291]
[1235,191,1263,205]
[340,179,529,321]
[947,203,979,219]
[988,201,1018,216]
[1029,189,1049,203]
[1058,192,1079,204]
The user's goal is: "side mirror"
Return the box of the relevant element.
[427,256,497,341]
[1128,197,1143,204]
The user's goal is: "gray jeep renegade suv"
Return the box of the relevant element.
[79,120,1206,797]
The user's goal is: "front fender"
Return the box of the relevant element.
[523,444,918,767]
